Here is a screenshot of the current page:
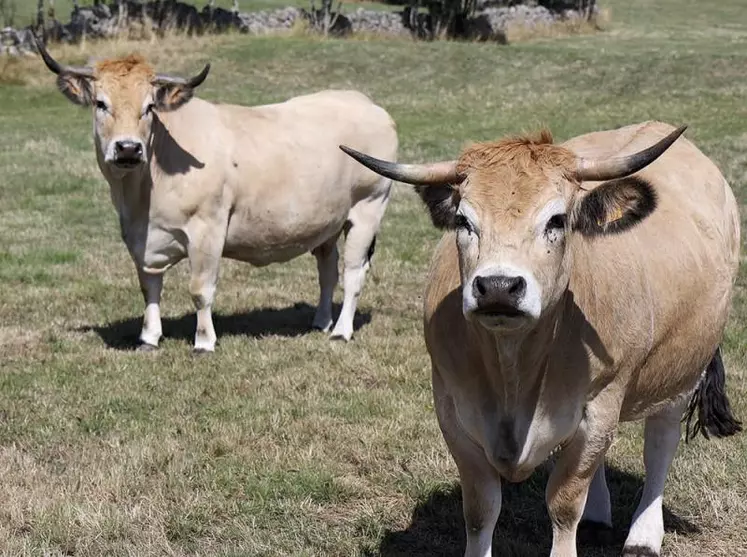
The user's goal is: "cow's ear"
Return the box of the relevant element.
[415,185,460,229]
[56,73,93,106]
[153,83,194,112]
[572,176,657,237]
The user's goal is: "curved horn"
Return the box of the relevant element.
[153,63,211,88]
[576,125,687,182]
[340,145,462,186]
[33,34,95,78]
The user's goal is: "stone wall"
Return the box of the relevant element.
[0,0,595,56]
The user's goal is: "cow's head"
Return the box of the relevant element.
[341,125,685,332]
[36,38,210,173]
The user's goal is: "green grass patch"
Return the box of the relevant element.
[0,0,745,555]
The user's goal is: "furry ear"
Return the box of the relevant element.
[56,73,94,106]
[154,83,195,112]
[572,176,657,237]
[415,185,460,229]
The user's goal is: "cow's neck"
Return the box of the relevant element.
[486,302,564,414]
[109,168,150,218]
[98,147,153,250]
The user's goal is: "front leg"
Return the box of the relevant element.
[433,372,501,557]
[546,403,618,557]
[188,234,224,353]
[137,268,163,350]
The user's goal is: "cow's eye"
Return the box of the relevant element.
[546,214,566,231]
[454,214,473,233]
[95,100,108,112]
[143,103,155,117]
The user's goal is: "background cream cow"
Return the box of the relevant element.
[37,39,397,352]
[341,121,742,557]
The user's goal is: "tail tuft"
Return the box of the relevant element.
[684,347,742,443]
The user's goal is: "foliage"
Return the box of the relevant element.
[0,0,18,27]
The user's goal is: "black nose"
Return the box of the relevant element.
[472,275,527,315]
[114,140,143,160]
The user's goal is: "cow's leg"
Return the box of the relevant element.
[330,186,390,341]
[577,460,613,546]
[188,235,223,353]
[311,235,339,332]
[137,268,163,350]
[580,459,612,526]
[546,403,618,557]
[623,401,685,557]
[433,371,501,557]
[581,461,612,526]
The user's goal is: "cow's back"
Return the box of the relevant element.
[217,90,396,263]
[147,90,396,265]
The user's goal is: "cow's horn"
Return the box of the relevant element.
[339,145,462,186]
[576,125,687,182]
[153,63,211,88]
[34,34,95,78]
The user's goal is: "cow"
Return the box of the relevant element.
[341,120,742,557]
[36,39,397,352]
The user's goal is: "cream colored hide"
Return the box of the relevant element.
[39,48,397,351]
[341,121,741,557]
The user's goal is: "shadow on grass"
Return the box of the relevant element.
[370,465,699,557]
[77,302,371,349]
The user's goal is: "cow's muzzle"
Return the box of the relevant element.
[112,139,145,168]
[471,274,527,318]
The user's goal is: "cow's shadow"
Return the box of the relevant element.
[77,302,371,349]
[369,464,699,557]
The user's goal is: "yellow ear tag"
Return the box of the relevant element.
[598,206,624,227]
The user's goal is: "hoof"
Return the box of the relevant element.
[311,317,333,333]
[578,520,613,547]
[329,333,352,342]
[622,545,659,557]
[192,347,213,355]
[136,343,158,352]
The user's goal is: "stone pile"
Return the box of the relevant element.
[347,8,407,35]
[0,27,37,56]
[0,0,595,56]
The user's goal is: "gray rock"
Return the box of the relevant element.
[0,1,594,59]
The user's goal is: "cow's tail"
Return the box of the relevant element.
[683,346,742,442]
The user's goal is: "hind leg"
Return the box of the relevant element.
[582,461,612,527]
[330,184,391,341]
[623,400,686,557]
[311,235,340,332]
[577,461,613,547]
[188,230,225,353]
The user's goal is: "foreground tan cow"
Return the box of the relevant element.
[341,121,741,557]
[37,41,397,351]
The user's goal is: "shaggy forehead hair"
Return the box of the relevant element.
[94,54,155,82]
[456,130,577,179]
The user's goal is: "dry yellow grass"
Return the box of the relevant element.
[0,0,745,555]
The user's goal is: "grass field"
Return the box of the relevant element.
[1,0,746,555]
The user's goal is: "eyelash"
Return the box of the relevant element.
[454,214,473,233]
[95,100,108,112]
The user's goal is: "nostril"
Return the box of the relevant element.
[133,143,143,154]
[474,276,487,296]
[508,276,526,297]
